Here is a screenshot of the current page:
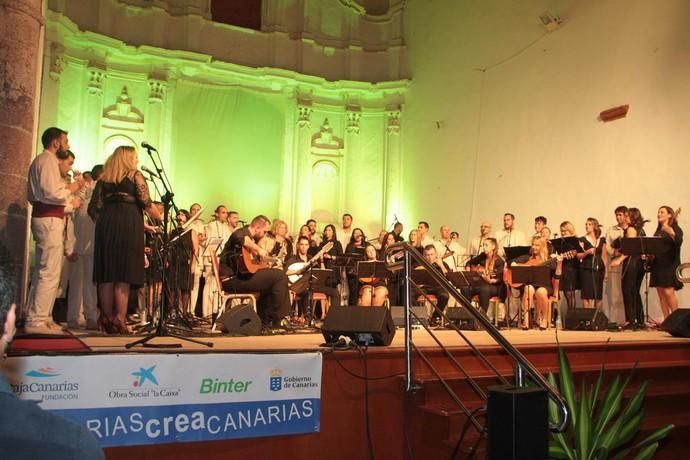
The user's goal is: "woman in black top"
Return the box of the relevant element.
[558,221,580,311]
[89,146,162,333]
[578,218,608,309]
[611,207,647,329]
[650,206,683,320]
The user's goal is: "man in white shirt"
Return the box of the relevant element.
[417,221,435,247]
[495,213,527,258]
[469,221,493,257]
[434,224,467,271]
[187,202,206,316]
[67,165,102,330]
[605,205,628,324]
[201,205,234,318]
[25,128,84,335]
[338,213,353,251]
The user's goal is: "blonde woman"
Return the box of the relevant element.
[88,146,162,334]
[510,236,562,330]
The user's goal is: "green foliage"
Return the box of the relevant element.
[548,348,673,459]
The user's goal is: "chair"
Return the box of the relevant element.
[210,252,258,332]
[311,292,330,320]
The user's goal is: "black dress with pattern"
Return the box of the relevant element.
[579,236,606,300]
[89,171,151,286]
[650,224,683,290]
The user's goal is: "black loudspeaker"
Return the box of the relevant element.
[390,305,429,327]
[487,385,548,460]
[216,303,262,336]
[564,308,608,331]
[445,307,478,330]
[661,309,690,337]
[322,306,396,346]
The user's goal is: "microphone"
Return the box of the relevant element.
[141,141,158,152]
[141,165,160,178]
[238,219,247,226]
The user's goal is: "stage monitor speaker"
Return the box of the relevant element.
[322,306,396,346]
[216,303,262,336]
[661,309,690,338]
[445,307,478,330]
[564,308,608,331]
[390,305,429,327]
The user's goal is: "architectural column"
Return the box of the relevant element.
[146,77,167,154]
[343,106,361,216]
[293,100,313,226]
[81,64,105,163]
[278,88,297,229]
[383,107,402,225]
[0,0,44,307]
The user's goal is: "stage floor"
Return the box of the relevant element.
[13,325,688,355]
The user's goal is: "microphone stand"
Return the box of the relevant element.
[126,144,212,349]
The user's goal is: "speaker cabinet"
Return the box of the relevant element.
[390,305,429,327]
[216,303,262,336]
[322,306,396,346]
[445,307,478,330]
[661,309,690,338]
[564,308,608,331]
[487,385,548,460]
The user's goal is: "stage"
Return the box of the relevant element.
[9,326,690,459]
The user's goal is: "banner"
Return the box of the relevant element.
[1,353,322,447]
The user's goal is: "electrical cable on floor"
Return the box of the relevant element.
[450,405,486,460]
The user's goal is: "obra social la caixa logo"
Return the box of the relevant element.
[131,365,159,388]
[270,368,283,392]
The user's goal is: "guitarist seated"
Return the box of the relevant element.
[219,215,291,330]
[285,236,340,322]
[509,236,563,330]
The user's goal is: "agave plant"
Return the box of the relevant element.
[548,347,673,460]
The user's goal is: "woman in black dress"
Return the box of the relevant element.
[578,218,608,309]
[169,209,199,316]
[611,207,647,329]
[89,146,162,333]
[558,221,580,311]
[650,206,683,320]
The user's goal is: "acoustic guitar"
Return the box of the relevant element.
[504,250,576,288]
[286,242,334,285]
[240,247,280,274]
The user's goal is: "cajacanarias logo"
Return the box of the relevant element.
[12,367,79,399]
[25,367,60,378]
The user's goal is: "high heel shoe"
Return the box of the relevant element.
[97,314,114,334]
[111,318,133,335]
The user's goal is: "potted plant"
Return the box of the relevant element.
[548,347,673,459]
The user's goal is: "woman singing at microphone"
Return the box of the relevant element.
[650,206,683,321]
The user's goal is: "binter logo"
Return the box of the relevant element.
[25,367,60,378]
[131,365,159,387]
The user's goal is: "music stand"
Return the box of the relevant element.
[304,268,334,326]
[411,267,443,288]
[504,246,530,264]
[447,271,485,289]
[356,260,392,281]
[550,236,583,254]
[510,265,552,287]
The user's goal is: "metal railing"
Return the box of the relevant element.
[386,241,569,433]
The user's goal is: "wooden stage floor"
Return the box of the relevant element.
[34,326,690,355]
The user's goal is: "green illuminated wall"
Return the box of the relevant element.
[170,82,286,217]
